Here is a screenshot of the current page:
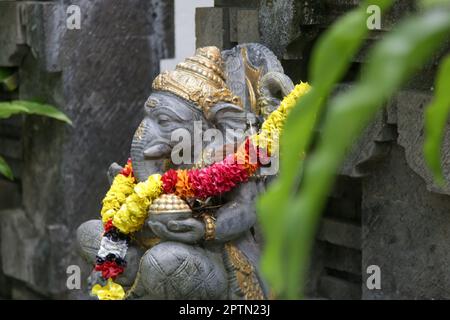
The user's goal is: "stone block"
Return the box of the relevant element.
[338,84,397,178]
[0,209,44,291]
[20,1,64,72]
[0,1,27,66]
[0,137,22,159]
[236,9,260,44]
[0,117,23,139]
[259,0,297,57]
[0,179,21,210]
[259,0,322,57]
[196,7,224,49]
[394,90,450,195]
[229,7,238,43]
[317,217,361,250]
[362,145,450,299]
[214,0,260,8]
[10,280,45,300]
[319,275,361,300]
[322,243,361,276]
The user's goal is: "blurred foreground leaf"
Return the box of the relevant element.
[264,6,450,299]
[420,0,450,9]
[258,0,393,298]
[423,55,450,185]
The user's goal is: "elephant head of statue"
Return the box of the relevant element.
[128,44,295,182]
[129,46,255,182]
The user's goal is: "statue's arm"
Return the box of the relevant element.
[212,180,258,243]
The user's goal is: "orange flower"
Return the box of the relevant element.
[175,169,194,198]
[235,141,259,175]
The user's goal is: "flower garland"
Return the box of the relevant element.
[90,82,311,300]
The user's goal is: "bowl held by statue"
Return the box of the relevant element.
[148,194,192,225]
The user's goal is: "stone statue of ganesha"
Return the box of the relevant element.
[76,43,294,299]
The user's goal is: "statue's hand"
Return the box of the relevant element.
[148,218,205,244]
[107,162,123,185]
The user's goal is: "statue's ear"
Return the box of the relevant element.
[205,103,258,162]
[207,102,248,133]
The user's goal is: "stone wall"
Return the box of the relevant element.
[196,0,450,299]
[0,0,174,299]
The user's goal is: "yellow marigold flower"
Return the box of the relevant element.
[112,174,163,234]
[261,82,311,134]
[91,278,125,300]
[257,82,311,154]
[101,174,135,223]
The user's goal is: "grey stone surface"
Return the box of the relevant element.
[323,244,361,276]
[362,145,450,299]
[214,0,260,8]
[317,218,361,250]
[0,209,43,290]
[0,0,174,298]
[0,2,27,66]
[395,90,450,195]
[340,108,397,178]
[259,0,321,58]
[319,275,361,300]
[236,10,260,44]
[0,179,21,210]
[195,7,224,48]
[0,136,22,159]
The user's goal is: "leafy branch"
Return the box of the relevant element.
[0,100,72,180]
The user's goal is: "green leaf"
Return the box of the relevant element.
[257,0,393,298]
[0,67,13,81]
[423,55,450,185]
[0,67,18,91]
[420,0,450,9]
[268,6,450,300]
[0,156,14,180]
[0,100,72,125]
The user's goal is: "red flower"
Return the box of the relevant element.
[162,137,263,200]
[162,169,178,194]
[103,219,114,232]
[95,261,124,279]
[186,156,251,199]
[120,158,134,177]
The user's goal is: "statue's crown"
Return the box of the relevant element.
[152,46,242,113]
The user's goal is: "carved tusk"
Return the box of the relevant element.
[143,144,171,159]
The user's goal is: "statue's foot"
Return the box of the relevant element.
[131,241,228,299]
[76,219,144,288]
[76,219,103,264]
